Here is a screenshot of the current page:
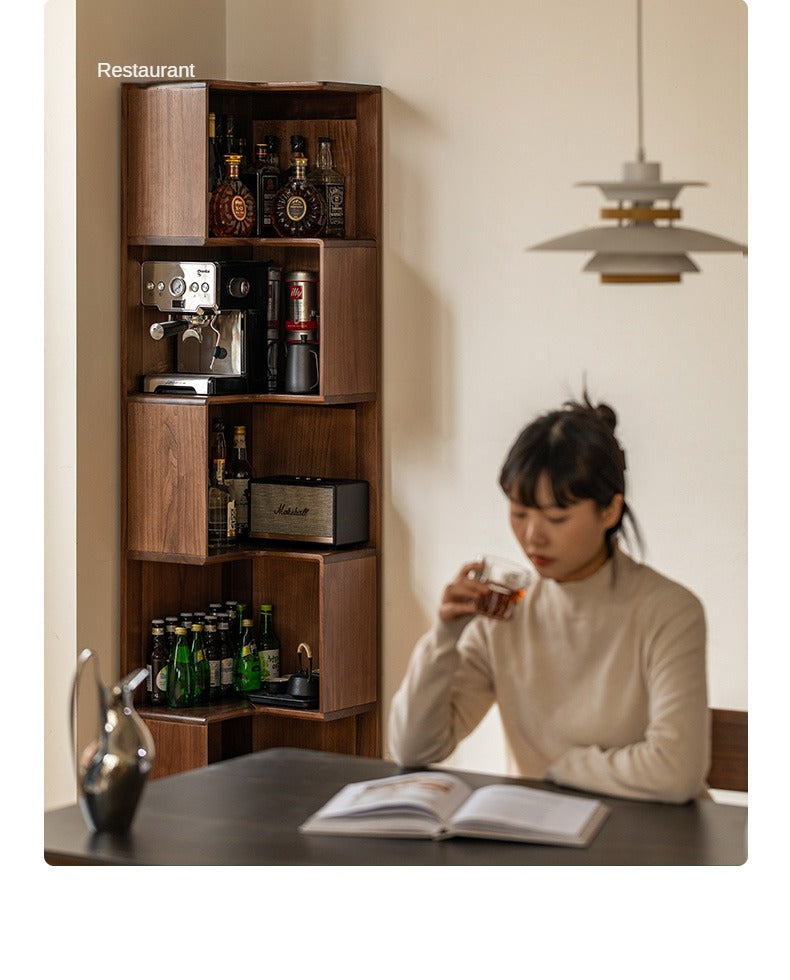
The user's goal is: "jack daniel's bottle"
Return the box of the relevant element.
[272,154,326,238]
[309,137,345,238]
[210,154,256,237]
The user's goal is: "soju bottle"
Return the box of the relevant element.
[234,618,261,692]
[257,603,280,680]
[167,626,194,708]
[191,623,210,705]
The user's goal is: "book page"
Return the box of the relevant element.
[309,771,472,823]
[450,784,601,838]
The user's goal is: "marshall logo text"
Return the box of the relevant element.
[274,503,310,517]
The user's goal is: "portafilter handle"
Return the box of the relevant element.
[149,318,193,341]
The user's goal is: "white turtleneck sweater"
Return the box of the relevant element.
[388,547,710,803]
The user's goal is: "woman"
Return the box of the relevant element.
[388,394,710,803]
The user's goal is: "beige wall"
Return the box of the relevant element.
[45,0,747,804]
[44,0,226,809]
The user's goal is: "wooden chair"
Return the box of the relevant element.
[707,708,748,792]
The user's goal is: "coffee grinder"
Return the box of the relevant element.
[142,260,269,395]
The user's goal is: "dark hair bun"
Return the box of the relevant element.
[594,402,617,433]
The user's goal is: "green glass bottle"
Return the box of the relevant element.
[234,618,261,692]
[167,626,194,708]
[257,603,280,680]
[191,623,210,705]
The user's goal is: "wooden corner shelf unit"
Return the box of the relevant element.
[120,80,382,779]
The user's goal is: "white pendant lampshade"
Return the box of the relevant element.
[528,1,747,283]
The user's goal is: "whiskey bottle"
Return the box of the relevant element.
[309,137,345,238]
[272,154,327,238]
[253,142,280,237]
[210,154,256,238]
[226,425,252,538]
[208,457,235,548]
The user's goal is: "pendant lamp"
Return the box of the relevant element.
[528,0,747,283]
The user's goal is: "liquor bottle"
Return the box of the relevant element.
[208,112,222,190]
[224,599,240,641]
[257,603,280,680]
[208,457,233,548]
[210,419,227,476]
[204,615,221,702]
[147,619,169,706]
[179,612,194,633]
[272,154,327,238]
[164,615,179,654]
[308,137,345,238]
[267,135,281,171]
[237,136,248,169]
[222,113,236,159]
[190,623,210,705]
[216,612,235,697]
[166,626,194,708]
[253,142,280,237]
[226,426,252,538]
[210,154,256,238]
[284,133,307,180]
[234,618,261,692]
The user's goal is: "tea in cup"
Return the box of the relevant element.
[470,555,530,620]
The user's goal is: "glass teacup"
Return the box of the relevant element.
[469,555,531,620]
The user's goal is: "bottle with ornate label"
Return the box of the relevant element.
[234,618,261,692]
[226,425,252,538]
[210,154,256,238]
[272,154,326,238]
[309,137,345,238]
[257,603,280,680]
[147,619,169,706]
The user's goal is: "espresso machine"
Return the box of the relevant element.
[142,260,269,395]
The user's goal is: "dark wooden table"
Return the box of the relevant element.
[44,747,747,865]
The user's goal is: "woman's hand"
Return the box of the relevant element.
[438,560,490,623]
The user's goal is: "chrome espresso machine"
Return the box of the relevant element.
[142,260,270,395]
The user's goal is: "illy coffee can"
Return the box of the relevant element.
[285,270,319,339]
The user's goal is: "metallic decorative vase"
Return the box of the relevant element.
[71,649,156,834]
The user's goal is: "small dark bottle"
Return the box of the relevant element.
[147,619,169,706]
[224,600,239,641]
[164,615,179,653]
[204,615,221,702]
[217,613,235,697]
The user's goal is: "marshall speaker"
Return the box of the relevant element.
[250,477,369,546]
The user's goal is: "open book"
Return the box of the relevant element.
[299,771,610,847]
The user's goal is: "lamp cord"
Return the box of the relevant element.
[636,0,645,161]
